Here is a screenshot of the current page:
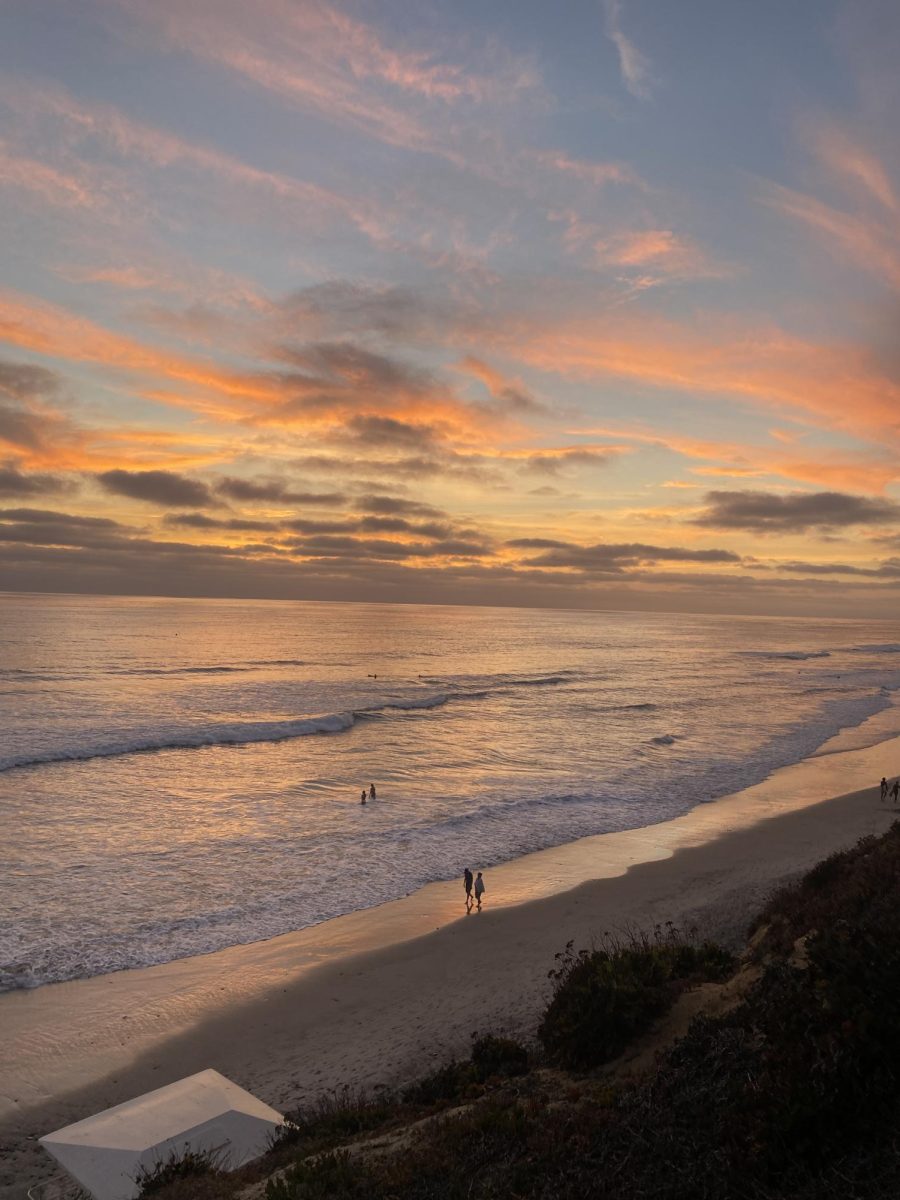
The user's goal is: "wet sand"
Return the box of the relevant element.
[3,724,900,1198]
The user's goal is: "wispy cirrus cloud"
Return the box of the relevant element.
[0,76,388,243]
[0,139,103,211]
[109,0,544,155]
[578,423,900,492]
[809,119,898,213]
[603,0,655,100]
[759,180,900,290]
[505,312,900,445]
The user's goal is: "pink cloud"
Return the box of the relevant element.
[810,120,898,213]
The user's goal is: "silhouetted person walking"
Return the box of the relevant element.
[891,780,900,805]
[464,867,473,910]
[880,777,888,801]
[474,871,485,910]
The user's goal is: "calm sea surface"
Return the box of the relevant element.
[2,593,900,992]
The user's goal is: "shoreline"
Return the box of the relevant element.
[3,724,900,1195]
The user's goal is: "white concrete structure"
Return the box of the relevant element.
[39,1069,284,1200]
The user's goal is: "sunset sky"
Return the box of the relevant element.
[1,0,899,615]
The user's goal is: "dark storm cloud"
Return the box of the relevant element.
[522,448,618,477]
[292,342,433,394]
[215,476,347,506]
[0,508,121,528]
[284,514,484,545]
[279,281,460,343]
[265,341,440,423]
[0,360,69,452]
[284,517,360,534]
[521,541,741,572]
[163,512,279,531]
[776,559,900,578]
[343,415,439,452]
[0,361,60,401]
[0,403,45,450]
[506,537,570,549]
[0,508,132,549]
[290,451,503,487]
[358,516,454,538]
[287,534,491,561]
[357,494,444,517]
[3,535,899,616]
[0,464,71,497]
[692,490,900,533]
[96,469,216,507]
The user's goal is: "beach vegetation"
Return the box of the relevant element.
[402,1034,530,1106]
[139,823,900,1200]
[538,926,736,1069]
[273,1085,399,1152]
[134,1146,225,1195]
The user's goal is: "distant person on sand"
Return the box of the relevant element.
[881,777,889,801]
[892,780,900,805]
[369,783,376,801]
[464,867,473,909]
[360,789,367,805]
[474,871,485,910]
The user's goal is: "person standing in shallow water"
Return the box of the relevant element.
[464,867,473,910]
[474,871,485,910]
[360,789,367,805]
[369,783,376,801]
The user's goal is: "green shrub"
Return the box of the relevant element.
[538,929,735,1070]
[470,1034,529,1080]
[135,1147,223,1195]
[401,1035,530,1105]
[274,1085,398,1151]
[401,1059,474,1106]
[266,1150,373,1199]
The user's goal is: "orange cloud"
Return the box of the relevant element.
[576,425,899,493]
[0,140,101,210]
[509,312,900,448]
[596,230,686,266]
[0,289,287,414]
[759,180,900,289]
[0,290,504,454]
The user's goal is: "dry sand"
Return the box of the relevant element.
[3,724,900,1198]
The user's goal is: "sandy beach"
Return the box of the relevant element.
[4,724,900,1198]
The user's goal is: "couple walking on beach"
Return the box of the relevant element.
[880,777,899,804]
[464,867,485,911]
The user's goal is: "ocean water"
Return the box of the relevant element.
[2,593,900,993]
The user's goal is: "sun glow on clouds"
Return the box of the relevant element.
[0,0,899,614]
